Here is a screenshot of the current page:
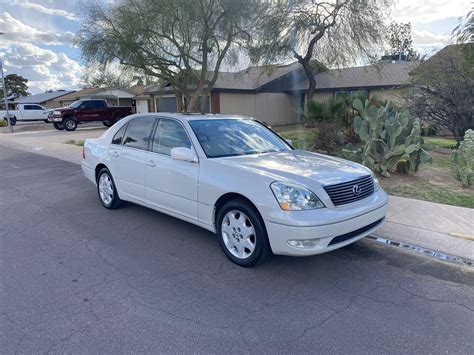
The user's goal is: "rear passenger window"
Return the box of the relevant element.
[112,124,127,145]
[122,117,156,150]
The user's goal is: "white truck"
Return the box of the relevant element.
[1,103,50,125]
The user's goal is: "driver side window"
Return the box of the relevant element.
[152,118,191,156]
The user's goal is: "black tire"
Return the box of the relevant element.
[216,199,271,267]
[96,168,124,209]
[112,114,123,124]
[103,121,113,127]
[44,119,49,123]
[63,117,77,131]
[9,116,17,126]
[53,122,64,130]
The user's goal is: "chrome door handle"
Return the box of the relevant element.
[110,151,119,157]
[146,160,156,167]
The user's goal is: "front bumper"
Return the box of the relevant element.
[49,115,62,122]
[265,191,388,256]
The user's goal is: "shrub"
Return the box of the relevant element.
[451,129,474,187]
[315,123,338,154]
[341,99,432,177]
[0,119,7,127]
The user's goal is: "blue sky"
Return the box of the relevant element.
[0,0,471,94]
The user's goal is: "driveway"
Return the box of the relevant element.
[1,147,473,353]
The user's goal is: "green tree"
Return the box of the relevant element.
[0,74,29,97]
[249,0,391,100]
[385,22,420,61]
[407,44,473,145]
[77,0,260,112]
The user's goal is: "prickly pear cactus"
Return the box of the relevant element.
[342,99,432,177]
[452,129,474,187]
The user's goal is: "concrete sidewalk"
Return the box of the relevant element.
[1,129,473,262]
[376,196,473,261]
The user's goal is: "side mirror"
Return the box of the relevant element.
[286,139,293,146]
[171,147,196,162]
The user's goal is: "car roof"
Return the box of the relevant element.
[135,112,253,121]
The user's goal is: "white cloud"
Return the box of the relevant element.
[1,42,84,93]
[12,0,78,21]
[411,29,450,46]
[392,0,470,24]
[0,12,74,45]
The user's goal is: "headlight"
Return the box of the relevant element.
[372,174,380,191]
[270,182,325,211]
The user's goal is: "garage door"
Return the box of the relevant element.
[157,97,177,112]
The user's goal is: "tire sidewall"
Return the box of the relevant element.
[97,168,122,209]
[216,200,270,267]
[53,122,64,130]
[63,117,77,131]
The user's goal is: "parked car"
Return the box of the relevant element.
[1,103,50,125]
[82,113,388,267]
[48,99,133,131]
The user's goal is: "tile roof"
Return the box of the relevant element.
[55,87,142,101]
[15,90,75,104]
[291,62,418,91]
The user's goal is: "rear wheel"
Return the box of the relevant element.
[216,199,271,267]
[103,121,113,127]
[6,116,17,126]
[112,114,123,124]
[63,117,77,131]
[53,122,64,130]
[96,168,124,209]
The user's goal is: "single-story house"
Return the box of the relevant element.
[144,61,417,125]
[54,87,148,113]
[12,90,75,109]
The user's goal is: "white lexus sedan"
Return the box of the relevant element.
[82,113,388,267]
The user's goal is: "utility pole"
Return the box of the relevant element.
[0,58,13,133]
[0,31,13,133]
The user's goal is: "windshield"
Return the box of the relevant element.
[189,119,292,158]
[69,100,82,109]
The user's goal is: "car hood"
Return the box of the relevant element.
[216,150,371,186]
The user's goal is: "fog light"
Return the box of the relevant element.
[287,238,320,249]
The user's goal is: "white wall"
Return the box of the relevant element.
[136,99,149,113]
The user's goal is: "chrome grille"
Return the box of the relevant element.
[323,175,374,206]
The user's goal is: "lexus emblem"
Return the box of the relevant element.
[352,185,362,196]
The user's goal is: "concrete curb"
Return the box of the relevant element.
[366,235,474,269]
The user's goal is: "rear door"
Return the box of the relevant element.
[108,116,157,202]
[144,117,199,220]
[22,105,47,120]
[73,100,105,121]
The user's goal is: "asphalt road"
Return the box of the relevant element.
[1,147,473,354]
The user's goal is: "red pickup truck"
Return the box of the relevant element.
[49,99,133,131]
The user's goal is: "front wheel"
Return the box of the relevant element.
[63,117,77,131]
[216,199,271,267]
[97,168,124,209]
[53,122,64,130]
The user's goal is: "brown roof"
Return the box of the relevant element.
[145,62,302,93]
[54,87,142,101]
[54,88,100,101]
[291,62,418,91]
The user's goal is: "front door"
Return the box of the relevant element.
[108,116,157,202]
[144,117,199,220]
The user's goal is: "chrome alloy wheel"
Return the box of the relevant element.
[221,210,256,259]
[65,120,76,130]
[98,173,114,206]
